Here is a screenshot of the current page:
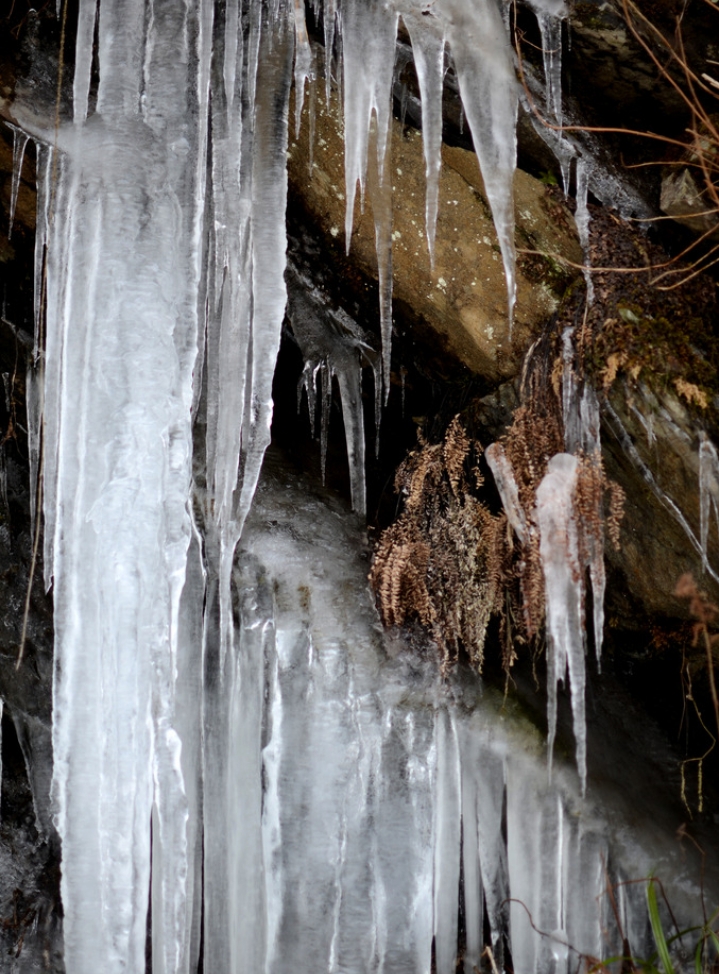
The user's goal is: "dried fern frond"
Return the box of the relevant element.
[370,417,510,673]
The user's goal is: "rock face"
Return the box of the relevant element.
[603,380,719,623]
[287,81,582,382]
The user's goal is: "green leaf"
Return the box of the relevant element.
[647,880,675,974]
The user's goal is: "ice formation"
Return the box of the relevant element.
[487,330,606,790]
[8,0,664,969]
[699,434,719,575]
[535,453,587,784]
[287,263,381,516]
[193,458,709,974]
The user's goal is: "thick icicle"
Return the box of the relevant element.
[434,0,518,325]
[72,0,97,124]
[26,3,212,970]
[536,453,587,788]
[341,0,398,398]
[560,330,605,663]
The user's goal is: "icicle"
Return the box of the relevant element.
[323,0,337,108]
[403,11,445,265]
[433,708,462,974]
[605,403,719,586]
[224,0,240,112]
[6,124,29,240]
[73,0,97,123]
[292,0,314,137]
[699,434,719,575]
[341,0,398,248]
[287,266,375,516]
[486,442,528,542]
[536,453,587,789]
[366,118,394,403]
[580,385,606,664]
[435,0,518,328]
[530,0,566,123]
[575,156,595,304]
[561,326,580,452]
[341,0,398,399]
[32,143,52,351]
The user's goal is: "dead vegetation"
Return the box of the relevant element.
[369,417,510,672]
[370,334,625,675]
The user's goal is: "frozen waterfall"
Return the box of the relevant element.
[7,0,711,971]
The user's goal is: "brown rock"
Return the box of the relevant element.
[287,82,582,384]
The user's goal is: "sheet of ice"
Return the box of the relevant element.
[536,453,587,787]
[17,2,704,971]
[220,455,713,974]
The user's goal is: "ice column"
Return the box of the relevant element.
[201,7,295,974]
[32,1,211,971]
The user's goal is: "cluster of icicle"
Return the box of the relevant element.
[486,329,604,791]
[218,466,657,974]
[7,0,622,971]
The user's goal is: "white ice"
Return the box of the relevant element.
[699,434,719,575]
[535,453,587,787]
